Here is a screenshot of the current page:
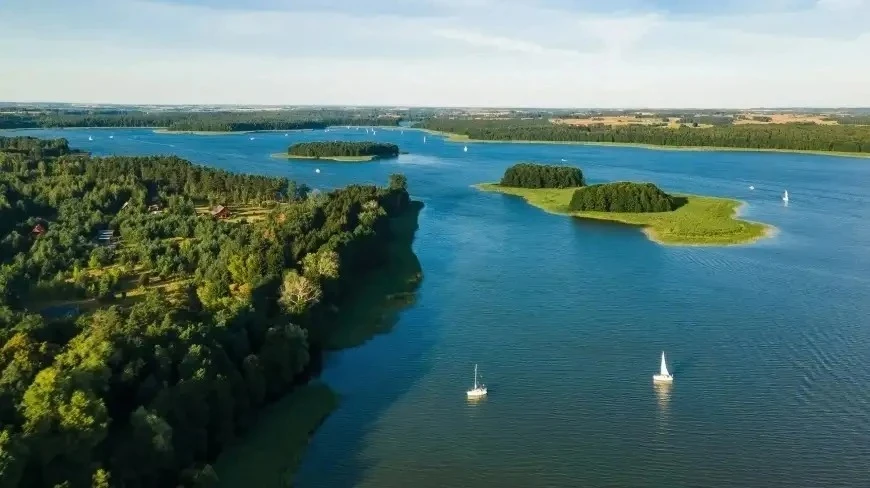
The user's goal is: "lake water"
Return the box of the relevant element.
[9,127,870,487]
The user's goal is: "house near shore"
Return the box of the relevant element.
[97,229,118,247]
[147,204,161,214]
[31,224,46,236]
[210,205,230,219]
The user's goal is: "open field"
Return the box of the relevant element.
[733,113,839,125]
[474,183,773,246]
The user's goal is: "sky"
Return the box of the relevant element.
[0,0,868,107]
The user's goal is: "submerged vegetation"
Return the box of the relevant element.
[420,118,870,154]
[477,162,770,245]
[286,141,400,161]
[0,136,421,487]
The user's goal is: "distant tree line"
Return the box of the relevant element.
[420,118,870,153]
[569,182,677,213]
[0,110,401,132]
[0,136,419,487]
[288,141,400,158]
[499,163,584,188]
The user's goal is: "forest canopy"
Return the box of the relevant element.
[569,182,677,213]
[420,118,870,153]
[288,141,400,159]
[0,110,400,132]
[0,135,418,488]
[499,163,585,189]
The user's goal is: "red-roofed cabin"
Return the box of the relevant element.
[32,224,46,236]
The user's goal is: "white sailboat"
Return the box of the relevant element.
[653,352,673,383]
[466,364,487,398]
[109,135,114,139]
[782,190,789,203]
[749,185,755,190]
[463,145,468,152]
[423,136,427,143]
[88,136,93,141]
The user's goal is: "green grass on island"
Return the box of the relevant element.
[270,152,377,162]
[214,382,339,488]
[474,183,773,246]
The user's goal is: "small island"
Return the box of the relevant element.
[273,141,400,162]
[476,163,773,246]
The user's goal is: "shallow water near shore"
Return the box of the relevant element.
[8,127,870,487]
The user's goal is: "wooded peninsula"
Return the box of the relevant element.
[477,163,771,246]
[422,118,870,155]
[0,135,422,487]
[277,141,401,162]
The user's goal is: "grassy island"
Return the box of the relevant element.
[476,163,772,246]
[277,141,400,162]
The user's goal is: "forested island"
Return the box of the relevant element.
[0,110,400,133]
[421,118,870,156]
[478,163,771,245]
[0,135,422,487]
[276,141,401,162]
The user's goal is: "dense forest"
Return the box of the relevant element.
[569,182,677,213]
[420,118,870,153]
[499,163,584,189]
[0,135,418,487]
[288,141,400,159]
[0,110,400,132]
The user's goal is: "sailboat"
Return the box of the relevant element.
[109,135,114,139]
[653,352,673,383]
[749,185,755,190]
[88,136,93,141]
[466,364,487,398]
[423,136,427,143]
[463,145,468,152]
[782,190,789,203]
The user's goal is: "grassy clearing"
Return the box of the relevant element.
[214,382,339,488]
[270,153,376,162]
[475,183,773,246]
[320,201,424,350]
[194,203,281,223]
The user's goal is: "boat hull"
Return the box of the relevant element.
[653,374,673,383]
[466,388,487,397]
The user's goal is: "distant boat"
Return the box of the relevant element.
[467,364,487,398]
[315,168,321,174]
[423,136,427,143]
[109,135,114,139]
[88,136,93,141]
[249,137,255,141]
[653,352,673,383]
[463,145,468,152]
[561,158,567,162]
[749,185,755,190]
[325,128,330,132]
[782,190,789,203]
[346,126,350,130]
[285,133,289,137]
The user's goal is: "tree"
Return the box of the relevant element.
[301,249,339,281]
[388,173,407,191]
[278,271,322,315]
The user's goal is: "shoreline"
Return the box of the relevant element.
[418,128,870,160]
[474,183,775,247]
[154,128,319,135]
[270,152,380,162]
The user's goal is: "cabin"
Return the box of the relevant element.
[31,224,46,236]
[147,204,161,214]
[97,229,117,247]
[210,205,230,220]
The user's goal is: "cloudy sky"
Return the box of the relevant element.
[0,0,868,107]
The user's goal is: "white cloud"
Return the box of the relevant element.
[0,0,868,106]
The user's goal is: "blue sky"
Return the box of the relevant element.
[0,0,868,107]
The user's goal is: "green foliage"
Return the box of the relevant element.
[569,182,677,213]
[0,110,400,132]
[0,136,417,487]
[421,118,870,153]
[287,141,400,159]
[500,163,584,189]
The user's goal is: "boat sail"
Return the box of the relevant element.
[782,190,789,203]
[467,364,487,398]
[653,352,673,383]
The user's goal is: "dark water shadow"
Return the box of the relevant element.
[292,201,436,488]
[670,354,700,376]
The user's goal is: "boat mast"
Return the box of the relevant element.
[474,364,478,389]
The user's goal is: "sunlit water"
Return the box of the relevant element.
[8,127,870,487]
